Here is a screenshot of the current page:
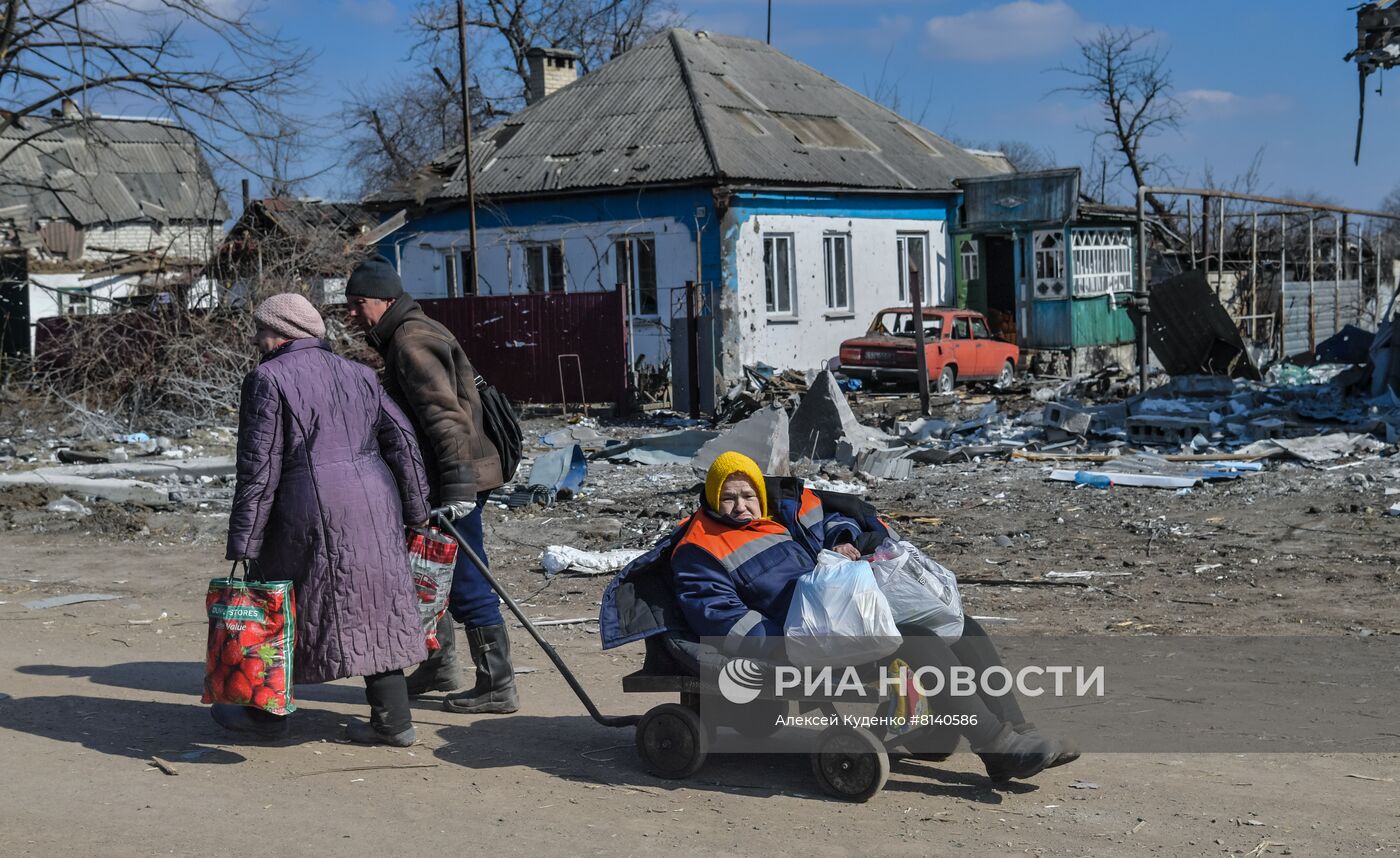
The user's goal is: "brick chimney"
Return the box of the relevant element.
[525,46,580,105]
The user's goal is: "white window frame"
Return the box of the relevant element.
[613,234,658,317]
[823,232,852,312]
[958,238,979,282]
[443,251,459,298]
[1032,229,1067,301]
[895,232,930,303]
[523,240,566,294]
[1070,228,1133,297]
[763,233,795,315]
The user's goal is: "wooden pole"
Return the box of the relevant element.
[457,0,479,295]
[910,261,931,416]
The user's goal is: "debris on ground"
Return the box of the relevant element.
[540,546,647,577]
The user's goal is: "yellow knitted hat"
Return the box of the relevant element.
[705,451,767,518]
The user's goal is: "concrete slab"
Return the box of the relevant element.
[789,371,892,461]
[0,471,173,506]
[692,406,790,476]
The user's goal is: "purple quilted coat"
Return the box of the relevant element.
[226,338,430,684]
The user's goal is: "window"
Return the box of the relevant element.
[524,242,566,293]
[952,317,971,339]
[971,317,991,339]
[460,250,477,295]
[896,233,929,303]
[443,252,458,298]
[823,233,851,311]
[874,310,941,340]
[1033,230,1067,300]
[613,235,657,315]
[959,239,979,282]
[763,234,794,314]
[1070,228,1133,297]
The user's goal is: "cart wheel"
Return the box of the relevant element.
[636,703,708,779]
[811,725,890,802]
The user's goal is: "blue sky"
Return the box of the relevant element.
[265,0,1396,208]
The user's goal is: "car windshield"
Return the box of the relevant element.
[872,311,941,340]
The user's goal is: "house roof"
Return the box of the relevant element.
[385,28,1006,204]
[0,114,229,228]
[240,198,376,236]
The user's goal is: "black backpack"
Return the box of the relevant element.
[475,374,523,483]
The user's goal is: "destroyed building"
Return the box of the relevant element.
[212,197,388,306]
[369,29,1011,408]
[953,168,1140,375]
[0,107,230,358]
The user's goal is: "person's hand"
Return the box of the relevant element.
[437,500,477,520]
[833,543,861,561]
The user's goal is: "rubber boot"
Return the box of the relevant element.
[406,615,464,695]
[443,624,519,714]
[974,723,1060,783]
[346,719,416,747]
[1011,720,1081,769]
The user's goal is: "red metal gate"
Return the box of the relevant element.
[418,290,629,404]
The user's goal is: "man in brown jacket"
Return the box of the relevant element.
[346,255,518,714]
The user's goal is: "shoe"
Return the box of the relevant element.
[210,704,289,739]
[975,724,1060,783]
[1012,721,1080,769]
[443,623,519,714]
[406,616,464,695]
[345,719,416,747]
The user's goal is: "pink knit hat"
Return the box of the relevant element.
[253,293,325,340]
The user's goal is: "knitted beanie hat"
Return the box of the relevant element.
[345,254,405,300]
[253,292,326,340]
[704,451,767,518]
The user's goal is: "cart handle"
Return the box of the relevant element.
[431,510,639,728]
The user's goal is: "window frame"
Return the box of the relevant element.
[763,232,796,316]
[443,251,459,298]
[1032,229,1068,301]
[613,233,658,316]
[822,232,853,312]
[958,238,979,283]
[1069,228,1133,297]
[895,232,930,303]
[523,240,566,294]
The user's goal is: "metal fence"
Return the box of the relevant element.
[419,290,629,405]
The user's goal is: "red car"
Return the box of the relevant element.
[838,307,1019,393]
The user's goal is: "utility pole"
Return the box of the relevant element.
[766,0,772,45]
[909,260,931,416]
[457,0,479,295]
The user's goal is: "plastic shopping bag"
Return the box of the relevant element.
[784,550,901,667]
[408,527,458,651]
[202,564,296,715]
[868,540,964,642]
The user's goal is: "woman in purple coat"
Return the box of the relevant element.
[220,293,431,746]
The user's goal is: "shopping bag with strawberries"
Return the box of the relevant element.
[201,564,296,715]
[407,527,457,651]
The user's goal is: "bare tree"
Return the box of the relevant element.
[345,0,679,196]
[0,1,312,180]
[411,0,681,109]
[1054,27,1183,221]
[863,47,933,125]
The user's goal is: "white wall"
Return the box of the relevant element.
[397,216,698,368]
[26,272,140,351]
[725,213,949,372]
[29,221,221,267]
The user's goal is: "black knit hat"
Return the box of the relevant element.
[346,255,405,300]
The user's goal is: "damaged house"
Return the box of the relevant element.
[371,29,1010,407]
[953,168,1140,375]
[0,107,229,358]
[212,197,385,307]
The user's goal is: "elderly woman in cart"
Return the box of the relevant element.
[219,293,431,747]
[604,451,1079,786]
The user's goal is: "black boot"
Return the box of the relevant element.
[443,624,519,714]
[406,615,464,695]
[975,724,1061,783]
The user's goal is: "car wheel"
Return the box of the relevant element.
[997,360,1015,387]
[936,366,956,394]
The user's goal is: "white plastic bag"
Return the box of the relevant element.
[784,550,902,667]
[868,540,964,642]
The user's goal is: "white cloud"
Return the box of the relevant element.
[1181,88,1288,118]
[340,0,398,26]
[925,0,1098,62]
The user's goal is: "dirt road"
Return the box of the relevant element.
[2,454,1399,856]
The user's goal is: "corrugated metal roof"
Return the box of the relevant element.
[384,28,1004,203]
[0,115,229,227]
